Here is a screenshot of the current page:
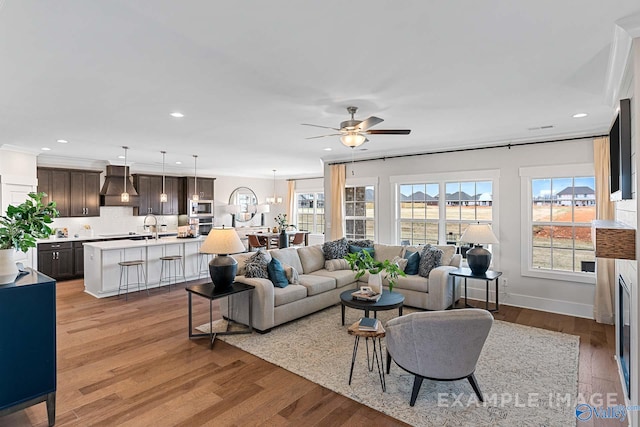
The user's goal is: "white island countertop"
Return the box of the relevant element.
[83,236,204,250]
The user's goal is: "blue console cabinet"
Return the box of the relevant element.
[0,269,56,426]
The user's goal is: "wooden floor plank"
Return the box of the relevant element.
[0,279,623,426]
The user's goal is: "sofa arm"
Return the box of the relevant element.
[449,254,462,268]
[426,265,457,310]
[223,276,275,332]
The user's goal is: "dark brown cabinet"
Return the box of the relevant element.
[73,242,85,276]
[37,242,74,280]
[134,174,182,216]
[37,168,71,217]
[185,177,215,201]
[70,171,101,217]
[163,176,181,215]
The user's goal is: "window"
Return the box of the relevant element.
[397,179,494,246]
[530,176,595,273]
[399,183,439,244]
[295,192,324,233]
[345,185,375,240]
[520,163,596,283]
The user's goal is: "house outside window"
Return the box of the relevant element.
[520,163,596,283]
[399,183,439,244]
[345,185,375,240]
[295,192,324,234]
[445,181,493,244]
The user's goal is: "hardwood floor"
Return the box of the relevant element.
[1,279,623,427]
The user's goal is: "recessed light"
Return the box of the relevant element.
[572,113,588,118]
[323,147,332,151]
[57,139,68,143]
[118,155,125,159]
[170,112,184,118]
[41,147,51,151]
[175,161,182,165]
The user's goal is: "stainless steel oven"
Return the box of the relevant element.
[198,218,214,235]
[188,199,214,217]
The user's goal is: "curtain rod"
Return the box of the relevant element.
[327,134,606,166]
[287,176,324,182]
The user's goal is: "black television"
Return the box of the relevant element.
[610,98,632,201]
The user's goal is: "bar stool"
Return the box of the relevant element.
[159,255,186,291]
[198,251,213,279]
[117,260,148,301]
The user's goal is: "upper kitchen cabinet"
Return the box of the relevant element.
[185,177,215,201]
[37,168,70,217]
[133,174,181,216]
[162,176,182,215]
[70,171,101,216]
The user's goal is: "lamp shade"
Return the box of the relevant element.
[256,203,271,214]
[459,224,498,245]
[460,224,498,276]
[340,133,366,148]
[200,227,245,255]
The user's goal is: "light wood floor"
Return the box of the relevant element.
[1,279,623,427]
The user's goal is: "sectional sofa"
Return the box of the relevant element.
[225,243,462,332]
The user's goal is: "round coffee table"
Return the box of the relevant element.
[340,289,405,326]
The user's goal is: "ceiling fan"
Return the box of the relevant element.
[302,106,411,148]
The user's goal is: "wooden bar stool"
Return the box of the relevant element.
[159,255,186,291]
[117,260,148,301]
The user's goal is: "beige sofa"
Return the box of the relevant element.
[225,243,461,332]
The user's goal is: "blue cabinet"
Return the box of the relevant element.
[0,270,56,426]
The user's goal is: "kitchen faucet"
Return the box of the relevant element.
[143,213,159,241]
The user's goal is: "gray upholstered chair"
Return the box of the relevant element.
[385,308,493,406]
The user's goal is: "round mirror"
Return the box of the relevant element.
[228,187,258,223]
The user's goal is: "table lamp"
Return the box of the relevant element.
[459,223,498,275]
[199,226,246,291]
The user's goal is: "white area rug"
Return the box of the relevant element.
[199,306,579,426]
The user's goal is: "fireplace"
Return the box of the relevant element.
[618,275,631,399]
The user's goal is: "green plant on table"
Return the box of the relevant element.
[0,192,59,252]
[345,250,406,292]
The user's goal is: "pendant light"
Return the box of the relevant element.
[160,151,168,203]
[192,154,199,201]
[121,146,130,203]
[266,169,282,204]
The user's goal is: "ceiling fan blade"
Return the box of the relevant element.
[356,116,384,131]
[301,123,341,131]
[306,133,342,139]
[366,129,411,135]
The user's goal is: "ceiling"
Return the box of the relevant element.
[1,1,639,179]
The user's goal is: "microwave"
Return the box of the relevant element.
[188,199,214,217]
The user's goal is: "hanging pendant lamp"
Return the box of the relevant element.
[192,154,199,201]
[160,151,168,203]
[121,146,130,203]
[266,169,282,204]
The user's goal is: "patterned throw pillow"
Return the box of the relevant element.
[322,237,349,260]
[418,244,443,278]
[404,250,420,275]
[347,239,374,248]
[244,251,269,279]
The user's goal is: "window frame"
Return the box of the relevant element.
[391,169,500,268]
[294,191,325,234]
[520,163,596,285]
[345,177,377,241]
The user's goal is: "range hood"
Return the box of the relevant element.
[100,165,139,206]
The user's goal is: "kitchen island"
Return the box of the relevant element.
[83,236,206,298]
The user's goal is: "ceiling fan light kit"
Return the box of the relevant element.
[303,106,411,149]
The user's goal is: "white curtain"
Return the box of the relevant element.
[329,164,346,240]
[286,180,295,225]
[593,137,616,324]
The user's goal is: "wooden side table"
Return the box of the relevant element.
[347,320,386,392]
[450,268,502,312]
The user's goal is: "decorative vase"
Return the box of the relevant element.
[0,248,19,285]
[278,229,289,249]
[368,271,383,295]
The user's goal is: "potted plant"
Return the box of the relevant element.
[274,213,296,248]
[345,250,406,292]
[0,192,59,284]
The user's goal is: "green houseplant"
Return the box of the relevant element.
[0,192,59,284]
[345,250,406,292]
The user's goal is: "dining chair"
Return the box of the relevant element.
[289,232,305,247]
[248,234,268,251]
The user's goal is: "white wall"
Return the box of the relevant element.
[324,138,597,318]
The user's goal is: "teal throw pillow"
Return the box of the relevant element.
[267,257,289,288]
[404,250,420,275]
[349,245,375,257]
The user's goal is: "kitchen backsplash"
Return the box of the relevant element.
[49,206,179,238]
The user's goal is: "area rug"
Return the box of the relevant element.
[198,306,579,426]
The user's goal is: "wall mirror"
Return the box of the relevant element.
[229,187,258,222]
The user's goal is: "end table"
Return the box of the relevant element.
[449,268,502,312]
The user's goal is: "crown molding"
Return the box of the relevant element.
[604,12,640,107]
[0,144,40,155]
